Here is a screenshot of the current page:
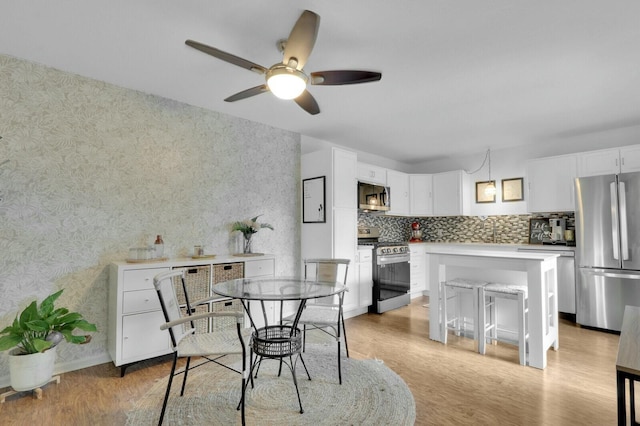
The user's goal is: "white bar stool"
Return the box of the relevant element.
[479,282,529,365]
[440,278,488,348]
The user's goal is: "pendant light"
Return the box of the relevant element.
[485,149,496,196]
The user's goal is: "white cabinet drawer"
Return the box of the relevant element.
[123,289,161,314]
[358,249,372,262]
[123,267,170,291]
[244,259,275,278]
[122,310,171,361]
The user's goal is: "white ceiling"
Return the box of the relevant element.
[2,1,640,164]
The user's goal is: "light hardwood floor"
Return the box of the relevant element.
[0,296,621,425]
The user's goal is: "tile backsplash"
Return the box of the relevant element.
[358,212,575,244]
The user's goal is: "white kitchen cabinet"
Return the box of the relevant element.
[302,146,360,311]
[357,162,387,185]
[410,174,433,216]
[432,170,471,216]
[357,248,373,309]
[386,170,410,216]
[578,145,640,177]
[526,154,577,213]
[409,244,427,297]
[335,207,359,312]
[108,255,275,374]
[334,149,358,209]
[620,145,640,173]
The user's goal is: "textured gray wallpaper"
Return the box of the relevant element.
[0,55,300,382]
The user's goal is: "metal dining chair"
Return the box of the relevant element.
[153,269,252,426]
[282,258,350,384]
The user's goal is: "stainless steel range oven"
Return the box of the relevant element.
[370,243,411,313]
[359,227,411,314]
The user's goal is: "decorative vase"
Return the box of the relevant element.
[9,346,56,391]
[243,234,253,254]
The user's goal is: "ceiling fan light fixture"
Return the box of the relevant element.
[266,65,308,99]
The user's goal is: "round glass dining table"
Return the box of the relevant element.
[211,276,346,330]
[212,276,346,414]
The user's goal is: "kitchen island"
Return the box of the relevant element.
[427,247,559,369]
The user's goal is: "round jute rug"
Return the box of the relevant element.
[126,343,415,425]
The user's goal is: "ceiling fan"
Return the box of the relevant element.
[185,10,382,115]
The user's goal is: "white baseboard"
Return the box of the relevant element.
[0,353,112,390]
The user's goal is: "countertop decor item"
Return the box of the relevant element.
[231,214,274,254]
[0,289,97,393]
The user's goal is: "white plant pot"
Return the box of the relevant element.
[9,346,56,391]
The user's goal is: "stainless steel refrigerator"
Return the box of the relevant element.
[575,172,640,331]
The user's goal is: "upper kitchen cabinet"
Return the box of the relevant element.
[357,162,387,185]
[526,154,577,213]
[334,149,358,209]
[386,170,410,216]
[409,174,433,216]
[578,145,640,177]
[432,170,471,216]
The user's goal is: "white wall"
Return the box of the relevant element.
[0,55,301,385]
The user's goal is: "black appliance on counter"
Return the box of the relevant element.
[358,227,411,313]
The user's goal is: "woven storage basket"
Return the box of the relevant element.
[173,265,211,305]
[213,263,244,284]
[211,299,244,331]
[252,326,302,358]
[181,303,209,334]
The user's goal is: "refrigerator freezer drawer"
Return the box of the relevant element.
[577,267,640,331]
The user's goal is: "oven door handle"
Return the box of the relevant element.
[377,254,410,265]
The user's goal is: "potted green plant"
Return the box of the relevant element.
[0,289,97,391]
[232,214,274,254]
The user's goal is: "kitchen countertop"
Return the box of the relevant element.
[410,241,575,252]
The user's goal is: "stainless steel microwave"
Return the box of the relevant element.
[358,181,390,212]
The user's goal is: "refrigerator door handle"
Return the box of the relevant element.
[619,181,630,260]
[610,182,620,260]
[584,268,640,280]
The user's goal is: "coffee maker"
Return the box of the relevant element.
[548,218,566,243]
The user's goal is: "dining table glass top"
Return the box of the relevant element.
[212,276,346,301]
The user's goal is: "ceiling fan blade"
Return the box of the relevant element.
[282,10,320,70]
[185,39,267,74]
[310,70,382,85]
[294,90,320,115]
[224,85,269,102]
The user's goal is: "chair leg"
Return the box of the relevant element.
[341,312,349,358]
[337,340,342,385]
[158,352,179,426]
[298,352,312,381]
[240,350,246,426]
[180,356,191,396]
[290,355,304,414]
[302,324,307,352]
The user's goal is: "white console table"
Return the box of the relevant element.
[108,255,275,375]
[428,248,559,369]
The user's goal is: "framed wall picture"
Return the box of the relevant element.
[475,181,496,203]
[529,218,550,244]
[302,176,326,223]
[502,177,524,202]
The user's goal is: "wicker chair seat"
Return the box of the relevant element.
[177,327,252,358]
